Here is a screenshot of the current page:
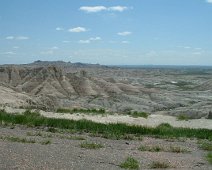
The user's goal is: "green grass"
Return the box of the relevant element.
[150,161,170,169]
[0,110,212,140]
[177,114,190,121]
[0,135,36,144]
[206,152,212,164]
[119,157,139,169]
[80,141,103,149]
[198,141,212,151]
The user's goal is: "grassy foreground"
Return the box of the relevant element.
[0,110,212,140]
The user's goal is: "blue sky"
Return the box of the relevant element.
[0,0,212,65]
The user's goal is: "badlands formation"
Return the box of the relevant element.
[0,61,212,119]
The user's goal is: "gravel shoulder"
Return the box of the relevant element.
[0,125,211,170]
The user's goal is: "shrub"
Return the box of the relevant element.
[177,114,189,121]
[207,152,212,164]
[120,157,139,169]
[150,161,170,169]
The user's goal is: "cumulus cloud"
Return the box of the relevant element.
[56,27,64,31]
[118,31,132,36]
[206,0,212,3]
[68,27,87,33]
[79,6,129,13]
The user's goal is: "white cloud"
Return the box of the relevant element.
[56,27,64,31]
[206,0,212,3]
[193,52,202,55]
[195,48,202,50]
[41,50,54,55]
[2,51,16,55]
[16,36,29,40]
[108,6,128,12]
[78,37,101,44]
[184,46,191,49]
[6,36,15,40]
[89,37,101,41]
[79,6,107,13]
[79,6,130,13]
[50,46,59,50]
[13,46,19,49]
[68,27,87,33]
[121,41,130,44]
[118,31,132,36]
[5,36,29,40]
[62,40,71,43]
[78,40,90,44]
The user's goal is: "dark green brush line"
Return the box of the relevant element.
[0,110,211,140]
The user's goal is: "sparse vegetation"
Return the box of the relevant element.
[157,123,172,129]
[56,108,106,115]
[0,110,212,140]
[61,135,85,140]
[177,114,190,121]
[80,141,103,149]
[56,108,72,113]
[207,152,212,164]
[119,157,139,169]
[26,131,85,140]
[0,135,36,144]
[127,111,149,118]
[150,161,170,169]
[198,141,212,151]
[169,146,190,153]
[138,144,190,153]
[138,145,163,152]
[40,139,51,145]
